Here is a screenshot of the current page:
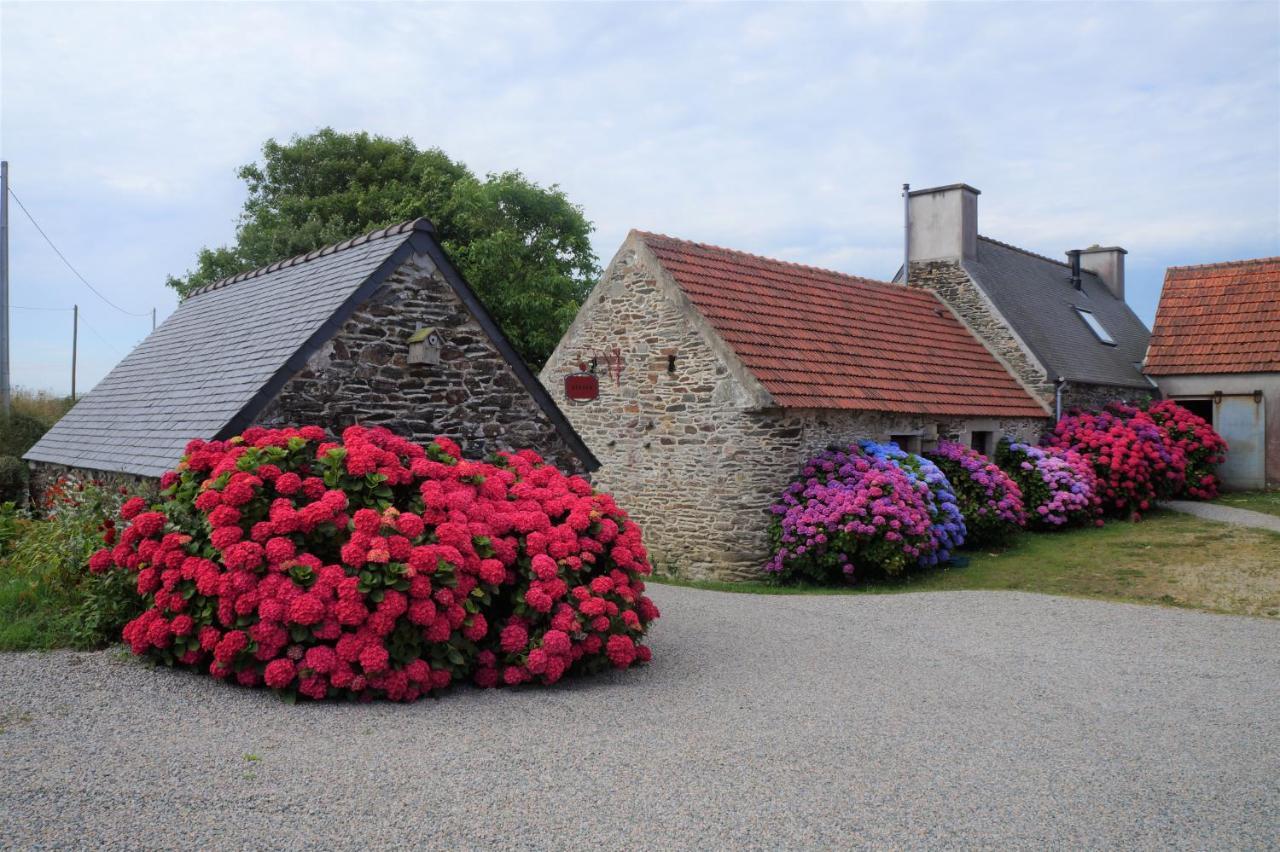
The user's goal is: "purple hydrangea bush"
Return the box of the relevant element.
[994,440,1103,529]
[764,446,936,584]
[924,440,1026,547]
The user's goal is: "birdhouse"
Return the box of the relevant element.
[407,327,443,365]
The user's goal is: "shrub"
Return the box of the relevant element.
[995,440,1102,530]
[765,445,937,583]
[0,412,50,458]
[924,441,1026,547]
[1144,400,1227,500]
[0,484,145,650]
[91,425,658,702]
[1044,406,1186,518]
[860,441,965,564]
[0,456,26,503]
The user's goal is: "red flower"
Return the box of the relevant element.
[264,658,297,689]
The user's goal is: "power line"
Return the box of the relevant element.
[12,304,74,311]
[6,185,152,318]
[78,313,130,359]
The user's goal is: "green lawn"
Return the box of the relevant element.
[1212,490,1280,519]
[652,510,1280,618]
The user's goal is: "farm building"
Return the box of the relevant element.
[540,231,1050,579]
[896,183,1156,414]
[1145,256,1280,489]
[24,219,596,487]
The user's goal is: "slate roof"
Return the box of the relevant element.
[25,219,597,476]
[960,237,1153,389]
[1145,256,1280,375]
[636,232,1048,418]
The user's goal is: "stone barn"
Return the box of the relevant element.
[541,231,1050,579]
[1144,256,1280,489]
[896,183,1157,415]
[25,219,596,486]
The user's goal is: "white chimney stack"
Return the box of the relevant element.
[906,183,980,263]
[1077,245,1127,301]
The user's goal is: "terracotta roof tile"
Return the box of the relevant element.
[1145,257,1280,376]
[635,232,1047,418]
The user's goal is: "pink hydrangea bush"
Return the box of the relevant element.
[924,441,1026,546]
[995,440,1103,530]
[89,425,658,702]
[765,445,937,583]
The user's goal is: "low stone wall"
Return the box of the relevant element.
[26,460,156,509]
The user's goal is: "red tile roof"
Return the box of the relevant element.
[635,231,1048,418]
[1145,257,1280,376]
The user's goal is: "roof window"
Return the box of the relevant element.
[1075,308,1115,345]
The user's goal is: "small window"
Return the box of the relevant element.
[889,434,921,454]
[1075,308,1115,345]
[969,430,993,455]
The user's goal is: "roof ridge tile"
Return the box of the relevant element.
[977,234,1070,268]
[634,229,897,289]
[1166,255,1280,273]
[187,218,433,298]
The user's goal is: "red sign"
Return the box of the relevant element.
[564,372,599,402]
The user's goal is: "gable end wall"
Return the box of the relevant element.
[256,253,585,473]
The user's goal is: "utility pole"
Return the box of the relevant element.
[1,160,10,418]
[71,304,78,402]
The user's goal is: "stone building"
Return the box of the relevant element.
[25,219,596,485]
[1144,256,1280,489]
[541,231,1049,579]
[895,183,1156,415]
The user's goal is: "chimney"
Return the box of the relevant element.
[906,183,980,264]
[1067,249,1082,290]
[1077,245,1127,301]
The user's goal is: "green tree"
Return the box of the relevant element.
[168,128,598,367]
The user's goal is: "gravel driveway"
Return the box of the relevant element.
[2,586,1277,850]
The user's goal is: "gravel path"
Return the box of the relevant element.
[2,587,1278,850]
[1164,499,1280,534]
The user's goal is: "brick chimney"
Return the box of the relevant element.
[1076,245,1127,301]
[906,183,980,263]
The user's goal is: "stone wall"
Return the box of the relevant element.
[26,461,156,508]
[1061,382,1156,413]
[256,253,585,474]
[542,240,1045,580]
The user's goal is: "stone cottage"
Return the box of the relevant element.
[541,231,1049,579]
[25,219,596,485]
[896,183,1156,415]
[1144,256,1280,489]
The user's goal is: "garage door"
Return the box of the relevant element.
[1215,395,1266,490]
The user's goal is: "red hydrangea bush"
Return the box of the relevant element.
[1145,400,1228,499]
[1043,405,1187,518]
[924,441,1026,546]
[89,425,658,701]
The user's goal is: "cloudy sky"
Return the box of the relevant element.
[2,0,1277,395]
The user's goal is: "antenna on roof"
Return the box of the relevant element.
[902,183,911,287]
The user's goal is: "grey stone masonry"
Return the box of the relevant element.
[909,260,1054,402]
[543,239,1044,580]
[257,253,586,474]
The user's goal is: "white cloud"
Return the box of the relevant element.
[1,0,1276,394]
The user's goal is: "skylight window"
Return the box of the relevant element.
[1075,308,1115,345]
